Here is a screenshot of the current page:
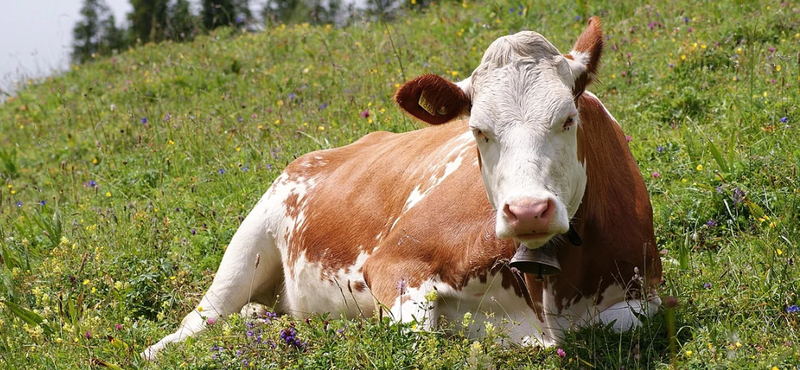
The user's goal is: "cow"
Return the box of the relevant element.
[143,17,662,360]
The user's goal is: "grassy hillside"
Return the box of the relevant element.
[1,0,799,368]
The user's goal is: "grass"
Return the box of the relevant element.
[1,0,799,368]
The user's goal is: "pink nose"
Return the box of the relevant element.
[503,199,554,234]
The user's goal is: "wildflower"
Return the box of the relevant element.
[683,16,689,23]
[163,113,171,122]
[218,169,225,175]
[652,172,660,178]
[706,220,718,227]
[703,282,712,289]
[141,117,148,124]
[557,348,566,358]
[786,305,799,313]
[39,200,46,206]
[105,192,111,197]
[88,180,97,188]
[731,187,746,204]
[656,145,664,153]
[85,331,92,339]
[685,350,692,357]
[242,165,249,172]
[396,278,407,295]
[625,135,632,142]
[361,109,370,118]
[15,201,22,207]
[280,327,298,346]
[197,306,204,312]
[768,46,775,53]
[238,116,243,123]
[696,164,703,171]
[319,102,328,110]
[115,323,123,330]
[780,117,788,123]
[288,93,296,100]
[207,317,216,325]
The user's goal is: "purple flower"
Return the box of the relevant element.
[557,348,566,358]
[656,145,665,153]
[706,220,718,227]
[574,15,581,21]
[731,187,746,204]
[319,103,328,110]
[683,16,689,24]
[360,109,370,119]
[191,228,197,235]
[787,305,799,313]
[218,168,225,175]
[236,16,244,24]
[88,180,97,187]
[280,328,298,346]
[207,317,216,325]
[288,93,296,100]
[625,135,632,142]
[242,165,249,172]
[115,323,123,330]
[780,117,788,123]
[768,46,776,53]
[703,282,712,289]
[84,331,92,339]
[396,278,407,295]
[238,116,243,122]
[141,117,148,124]
[39,200,46,207]
[163,113,171,122]
[652,172,660,178]
[15,201,22,207]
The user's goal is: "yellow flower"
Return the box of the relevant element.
[197,306,204,312]
[735,341,742,348]
[83,279,90,285]
[93,158,98,164]
[777,249,782,255]
[776,65,781,71]
[685,350,692,357]
[696,164,703,171]
[106,192,111,197]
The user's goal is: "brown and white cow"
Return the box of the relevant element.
[143,17,662,359]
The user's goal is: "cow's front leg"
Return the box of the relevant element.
[387,278,441,329]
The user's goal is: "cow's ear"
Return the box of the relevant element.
[565,16,603,97]
[395,74,471,125]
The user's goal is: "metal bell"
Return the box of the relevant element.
[509,244,561,281]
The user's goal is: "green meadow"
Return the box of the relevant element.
[1,0,799,368]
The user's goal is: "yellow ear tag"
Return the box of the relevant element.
[418,90,436,115]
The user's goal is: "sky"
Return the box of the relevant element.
[0,0,133,94]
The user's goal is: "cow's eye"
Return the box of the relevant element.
[563,117,575,131]
[473,129,490,143]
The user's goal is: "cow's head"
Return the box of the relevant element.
[396,18,603,249]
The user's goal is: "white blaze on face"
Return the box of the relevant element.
[463,32,588,249]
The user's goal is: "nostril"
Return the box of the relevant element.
[503,203,517,221]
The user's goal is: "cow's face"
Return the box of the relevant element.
[396,18,604,249]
